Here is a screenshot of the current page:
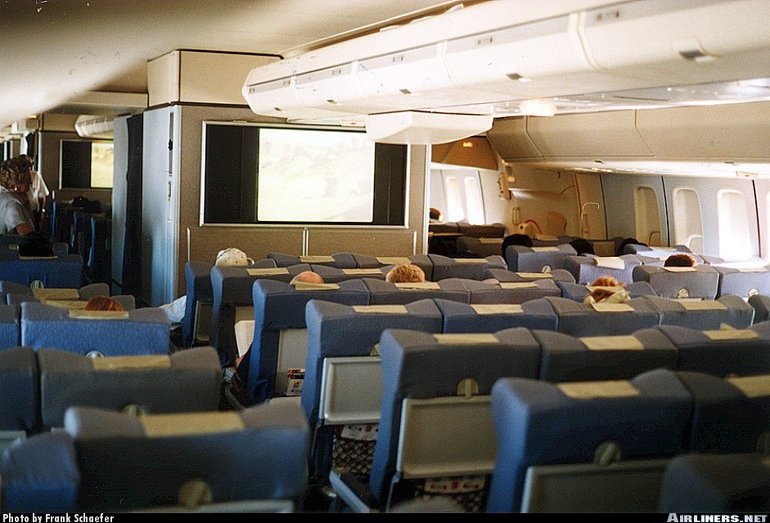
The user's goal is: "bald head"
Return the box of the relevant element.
[290,270,325,285]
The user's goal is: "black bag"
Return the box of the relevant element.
[18,232,54,257]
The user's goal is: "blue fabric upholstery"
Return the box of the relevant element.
[659,453,770,512]
[5,401,309,511]
[486,369,693,513]
[714,266,770,299]
[361,278,469,305]
[245,279,370,404]
[267,252,357,269]
[557,281,656,301]
[0,303,20,348]
[504,244,576,273]
[369,327,541,502]
[438,277,561,304]
[533,296,662,336]
[306,264,388,283]
[455,236,503,258]
[434,298,558,333]
[209,262,309,366]
[0,255,83,288]
[1,431,80,512]
[87,216,112,285]
[640,294,754,329]
[485,267,575,284]
[533,328,677,382]
[632,265,720,299]
[302,298,443,427]
[428,254,507,281]
[749,294,770,323]
[673,371,767,453]
[0,345,38,432]
[656,322,770,376]
[21,302,170,356]
[182,260,214,347]
[37,346,222,428]
[564,254,642,285]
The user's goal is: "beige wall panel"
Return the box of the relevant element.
[39,114,78,132]
[307,228,416,256]
[147,51,180,107]
[179,52,278,105]
[487,117,542,160]
[527,110,652,158]
[636,101,770,160]
[187,227,305,266]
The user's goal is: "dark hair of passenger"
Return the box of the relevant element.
[616,237,646,256]
[664,253,696,267]
[569,238,594,255]
[501,233,533,257]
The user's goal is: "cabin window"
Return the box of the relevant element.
[718,190,751,260]
[200,122,407,226]
[633,185,661,246]
[672,188,704,252]
[464,175,485,224]
[59,139,114,189]
[444,176,463,222]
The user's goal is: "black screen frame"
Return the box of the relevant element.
[200,122,408,227]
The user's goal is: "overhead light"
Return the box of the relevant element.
[364,111,493,145]
[519,99,556,117]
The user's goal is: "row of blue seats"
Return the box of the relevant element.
[299,305,770,487]
[0,302,170,355]
[239,282,761,404]
[322,326,770,512]
[0,345,220,436]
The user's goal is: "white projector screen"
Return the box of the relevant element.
[256,128,375,222]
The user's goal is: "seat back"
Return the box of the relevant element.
[245,279,370,404]
[87,216,111,285]
[632,265,720,299]
[0,346,38,450]
[362,278,469,305]
[0,255,84,288]
[640,294,755,329]
[486,369,693,513]
[564,254,642,285]
[267,252,357,269]
[657,323,770,376]
[534,328,678,382]
[0,303,20,348]
[21,302,170,356]
[557,281,656,302]
[714,266,770,299]
[504,244,576,273]
[369,327,541,510]
[538,296,662,336]
[427,254,507,281]
[37,346,222,429]
[440,277,561,304]
[434,298,558,333]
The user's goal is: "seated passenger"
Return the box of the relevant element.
[429,207,443,223]
[0,159,34,236]
[664,253,697,267]
[616,237,646,256]
[83,296,125,312]
[569,238,595,256]
[385,263,426,283]
[289,270,325,285]
[500,233,533,257]
[583,275,629,305]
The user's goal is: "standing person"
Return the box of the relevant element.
[0,159,34,236]
[16,155,49,232]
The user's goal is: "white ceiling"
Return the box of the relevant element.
[0,0,461,128]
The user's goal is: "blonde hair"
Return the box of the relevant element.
[385,263,425,284]
[590,276,624,288]
[83,296,125,312]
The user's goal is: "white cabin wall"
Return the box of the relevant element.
[478,168,513,230]
[111,115,129,293]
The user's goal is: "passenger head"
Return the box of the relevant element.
[289,270,325,285]
[590,275,624,288]
[569,238,594,256]
[0,159,31,194]
[429,207,442,221]
[501,233,533,257]
[616,237,645,256]
[83,296,125,312]
[385,263,426,284]
[664,253,696,267]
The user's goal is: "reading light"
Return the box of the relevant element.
[461,140,474,148]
